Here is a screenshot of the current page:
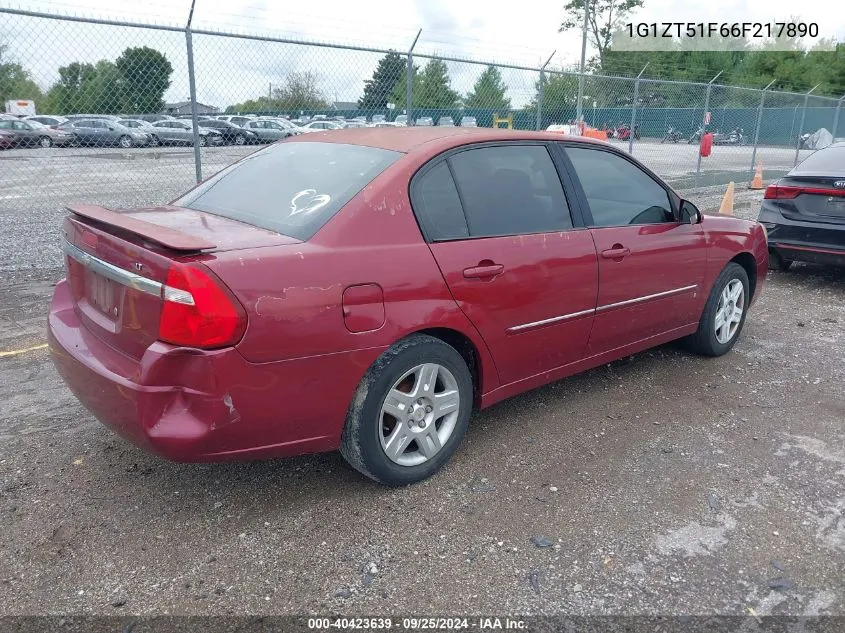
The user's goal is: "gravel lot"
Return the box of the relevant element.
[0,138,842,623]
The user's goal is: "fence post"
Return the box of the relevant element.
[794,84,820,167]
[750,79,776,174]
[185,0,201,183]
[627,63,648,155]
[406,29,421,127]
[536,51,556,131]
[832,94,845,141]
[695,70,722,177]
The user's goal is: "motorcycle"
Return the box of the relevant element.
[687,126,704,144]
[615,123,640,141]
[661,126,682,144]
[713,127,748,146]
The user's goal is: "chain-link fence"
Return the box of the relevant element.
[2,5,844,216]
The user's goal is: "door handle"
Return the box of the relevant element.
[463,264,504,279]
[601,246,630,259]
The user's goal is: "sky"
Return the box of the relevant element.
[1,0,843,110]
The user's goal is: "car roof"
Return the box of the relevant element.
[289,126,608,154]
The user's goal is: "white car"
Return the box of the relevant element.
[369,122,401,128]
[25,115,68,128]
[300,120,343,133]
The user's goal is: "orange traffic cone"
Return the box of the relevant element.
[719,181,735,216]
[750,162,764,189]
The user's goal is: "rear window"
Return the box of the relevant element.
[792,145,845,176]
[172,141,402,240]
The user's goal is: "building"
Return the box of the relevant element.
[163,101,219,116]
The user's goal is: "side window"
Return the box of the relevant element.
[13,121,26,130]
[0,121,11,129]
[565,147,674,227]
[448,145,572,237]
[411,162,469,241]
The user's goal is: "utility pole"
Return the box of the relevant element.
[576,0,590,123]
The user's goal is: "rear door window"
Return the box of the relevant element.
[173,141,402,240]
[447,144,573,237]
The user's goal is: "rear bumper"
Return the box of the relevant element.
[760,202,845,266]
[48,279,373,462]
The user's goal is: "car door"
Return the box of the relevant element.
[72,120,97,145]
[412,143,599,385]
[14,121,37,145]
[559,144,707,357]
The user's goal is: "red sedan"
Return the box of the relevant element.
[48,127,768,486]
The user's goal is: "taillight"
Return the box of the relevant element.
[765,184,845,199]
[158,263,246,349]
[764,185,800,199]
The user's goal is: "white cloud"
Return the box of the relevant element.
[1,0,842,111]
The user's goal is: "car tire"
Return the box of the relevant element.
[148,135,160,147]
[683,262,750,357]
[118,135,133,149]
[768,249,793,272]
[234,134,246,145]
[199,135,207,147]
[39,136,53,148]
[340,334,473,486]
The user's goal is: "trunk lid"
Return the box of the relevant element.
[769,176,845,225]
[62,204,299,360]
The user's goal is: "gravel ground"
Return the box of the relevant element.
[0,141,843,624]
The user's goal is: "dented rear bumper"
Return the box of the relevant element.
[48,279,350,462]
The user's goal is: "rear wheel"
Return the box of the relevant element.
[39,136,53,148]
[234,134,246,145]
[198,135,208,147]
[340,334,473,486]
[148,135,160,147]
[768,249,793,272]
[683,262,750,357]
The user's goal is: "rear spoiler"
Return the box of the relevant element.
[66,204,217,252]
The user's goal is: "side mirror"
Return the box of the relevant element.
[108,126,116,131]
[680,200,702,225]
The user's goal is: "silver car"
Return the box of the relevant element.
[147,119,222,146]
[241,118,299,143]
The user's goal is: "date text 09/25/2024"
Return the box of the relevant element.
[307,617,527,630]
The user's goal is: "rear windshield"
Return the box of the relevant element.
[792,145,845,176]
[172,141,402,240]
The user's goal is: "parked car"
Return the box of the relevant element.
[25,115,68,128]
[437,116,455,127]
[216,115,255,127]
[146,119,223,146]
[415,116,433,126]
[341,120,368,129]
[133,114,176,123]
[0,118,75,147]
[300,120,343,132]
[394,115,408,126]
[371,114,386,124]
[63,114,120,122]
[195,119,257,145]
[759,141,845,270]
[460,116,477,127]
[0,128,16,149]
[58,119,148,148]
[241,118,299,142]
[48,128,767,487]
[370,122,401,128]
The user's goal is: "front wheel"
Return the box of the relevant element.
[118,135,133,149]
[340,334,473,486]
[39,136,53,148]
[683,262,750,357]
[148,135,160,147]
[234,134,246,145]
[198,135,207,147]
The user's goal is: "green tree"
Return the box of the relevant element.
[359,50,406,110]
[115,46,173,113]
[0,44,43,105]
[43,61,97,113]
[415,59,459,108]
[559,0,645,66]
[529,71,579,121]
[390,63,423,108]
[464,65,511,110]
[273,71,330,110]
[84,61,125,113]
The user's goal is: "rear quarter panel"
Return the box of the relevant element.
[701,215,768,306]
